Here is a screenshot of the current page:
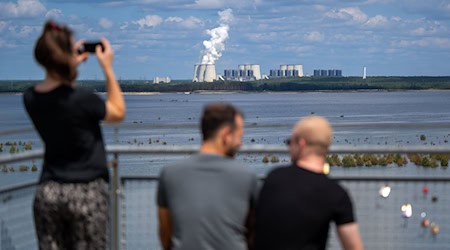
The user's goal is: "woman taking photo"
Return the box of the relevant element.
[23,20,125,249]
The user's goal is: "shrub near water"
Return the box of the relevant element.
[327,154,448,168]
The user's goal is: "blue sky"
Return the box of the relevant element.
[1,0,450,80]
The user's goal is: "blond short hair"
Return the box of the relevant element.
[292,115,333,156]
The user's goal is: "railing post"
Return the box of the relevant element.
[112,155,119,250]
[112,127,120,250]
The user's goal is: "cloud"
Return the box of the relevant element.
[245,32,278,42]
[304,31,324,42]
[282,45,314,54]
[165,16,204,28]
[326,7,368,23]
[0,39,17,48]
[133,15,163,29]
[45,9,63,19]
[0,21,8,31]
[7,25,38,38]
[365,15,388,27]
[119,22,129,30]
[395,37,450,49]
[166,17,183,23]
[99,18,113,29]
[409,19,445,36]
[135,55,151,62]
[0,0,46,18]
[193,0,260,9]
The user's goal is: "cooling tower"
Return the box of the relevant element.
[193,64,216,82]
[193,64,199,82]
[198,64,206,82]
[204,64,216,82]
[250,64,261,80]
[294,65,304,77]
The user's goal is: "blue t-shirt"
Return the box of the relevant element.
[23,85,108,183]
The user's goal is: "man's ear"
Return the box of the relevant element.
[219,126,232,144]
[299,137,307,148]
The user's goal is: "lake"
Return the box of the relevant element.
[1,90,450,249]
[1,90,450,187]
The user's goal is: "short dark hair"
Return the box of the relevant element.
[201,103,243,141]
[34,20,77,84]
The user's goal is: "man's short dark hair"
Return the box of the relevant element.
[201,103,243,141]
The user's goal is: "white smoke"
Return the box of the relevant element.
[200,8,233,65]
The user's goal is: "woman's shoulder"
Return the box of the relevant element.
[22,86,36,103]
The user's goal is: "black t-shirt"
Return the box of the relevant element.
[23,85,108,183]
[255,164,354,250]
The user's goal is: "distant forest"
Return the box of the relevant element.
[1,76,450,93]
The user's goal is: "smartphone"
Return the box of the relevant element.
[78,41,104,54]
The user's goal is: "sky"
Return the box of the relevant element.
[0,0,450,80]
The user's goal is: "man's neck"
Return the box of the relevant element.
[199,141,225,156]
[296,155,326,174]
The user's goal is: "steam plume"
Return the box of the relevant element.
[200,8,233,65]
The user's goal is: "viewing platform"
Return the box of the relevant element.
[1,127,449,250]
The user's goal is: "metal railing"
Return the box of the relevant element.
[0,120,450,250]
[0,145,450,250]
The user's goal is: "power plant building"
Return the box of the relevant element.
[269,64,304,78]
[313,69,342,77]
[153,76,171,84]
[193,64,216,82]
[223,64,262,81]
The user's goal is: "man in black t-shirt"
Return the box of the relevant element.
[255,116,363,250]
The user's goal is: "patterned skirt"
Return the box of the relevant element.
[33,178,109,250]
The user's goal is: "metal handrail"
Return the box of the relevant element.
[1,144,450,250]
[1,144,450,165]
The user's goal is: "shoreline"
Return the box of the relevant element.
[2,89,450,96]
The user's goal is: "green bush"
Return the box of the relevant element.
[342,155,356,167]
[270,156,280,163]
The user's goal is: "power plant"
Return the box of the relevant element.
[193,64,217,82]
[189,62,346,82]
[313,69,342,77]
[223,64,262,81]
[269,64,304,78]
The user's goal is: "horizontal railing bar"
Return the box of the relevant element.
[105,144,450,154]
[0,180,37,193]
[0,127,35,136]
[104,121,450,130]
[3,174,450,197]
[0,149,44,164]
[4,120,450,135]
[119,175,450,182]
[1,145,450,164]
